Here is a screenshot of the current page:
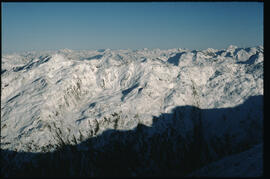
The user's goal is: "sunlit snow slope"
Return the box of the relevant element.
[1,45,263,153]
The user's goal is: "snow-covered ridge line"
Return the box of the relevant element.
[1,45,263,153]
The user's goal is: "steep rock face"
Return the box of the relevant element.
[1,46,263,176]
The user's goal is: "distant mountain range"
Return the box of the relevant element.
[1,46,263,177]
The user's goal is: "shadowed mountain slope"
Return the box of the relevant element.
[1,95,263,177]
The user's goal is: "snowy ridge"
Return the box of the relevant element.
[1,46,263,153]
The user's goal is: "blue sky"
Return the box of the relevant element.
[2,2,263,53]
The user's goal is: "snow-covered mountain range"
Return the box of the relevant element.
[1,45,263,176]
